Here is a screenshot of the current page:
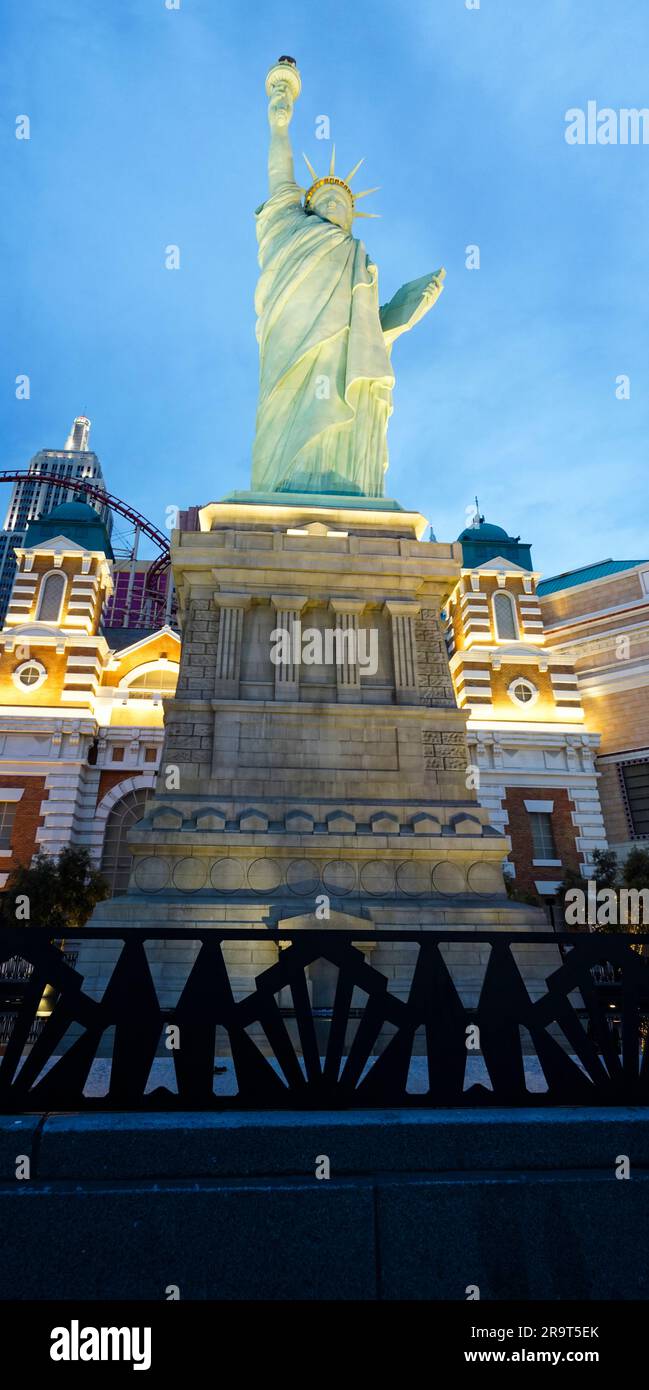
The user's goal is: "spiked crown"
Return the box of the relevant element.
[302,147,380,219]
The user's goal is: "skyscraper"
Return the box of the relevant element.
[0,417,112,622]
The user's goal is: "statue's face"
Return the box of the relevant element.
[309,184,353,233]
[269,78,292,127]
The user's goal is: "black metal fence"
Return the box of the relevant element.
[0,926,647,1111]
[0,948,79,1047]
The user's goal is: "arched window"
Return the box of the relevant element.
[493,591,518,640]
[37,571,67,624]
[100,787,151,896]
[126,668,178,698]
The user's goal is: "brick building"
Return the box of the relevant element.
[539,558,649,862]
[0,498,179,893]
[444,511,607,898]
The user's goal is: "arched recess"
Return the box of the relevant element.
[492,590,519,641]
[36,570,67,623]
[98,782,153,896]
[119,661,179,699]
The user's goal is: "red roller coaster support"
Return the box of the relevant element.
[0,470,172,617]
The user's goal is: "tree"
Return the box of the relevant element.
[591,848,619,888]
[621,847,649,892]
[558,845,649,935]
[0,847,110,934]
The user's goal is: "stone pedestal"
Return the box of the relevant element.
[79,496,554,1012]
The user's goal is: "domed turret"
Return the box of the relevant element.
[457,505,532,570]
[24,499,114,559]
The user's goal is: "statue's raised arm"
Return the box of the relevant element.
[265,57,301,195]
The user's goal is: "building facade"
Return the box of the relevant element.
[2,462,645,912]
[539,558,649,862]
[0,499,179,894]
[444,514,608,898]
[0,417,112,625]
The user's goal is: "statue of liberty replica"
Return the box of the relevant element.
[252,57,445,498]
[72,55,553,1116]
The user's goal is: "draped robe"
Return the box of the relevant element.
[252,182,394,497]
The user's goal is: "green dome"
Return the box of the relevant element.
[458,520,510,543]
[25,498,114,559]
[457,515,533,571]
[47,501,100,521]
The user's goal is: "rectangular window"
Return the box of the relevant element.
[621,761,649,837]
[529,811,557,859]
[144,747,157,763]
[0,803,17,851]
[112,746,125,763]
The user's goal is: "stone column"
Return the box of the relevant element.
[213,593,251,698]
[270,595,308,702]
[384,600,421,705]
[329,599,366,703]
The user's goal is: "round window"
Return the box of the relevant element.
[508,677,538,708]
[13,660,47,692]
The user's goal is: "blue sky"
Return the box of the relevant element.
[2,0,648,574]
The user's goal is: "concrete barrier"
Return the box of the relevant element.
[1,1108,648,1300]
